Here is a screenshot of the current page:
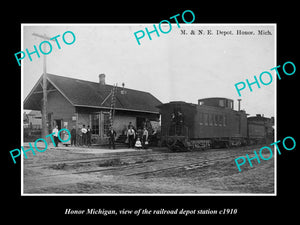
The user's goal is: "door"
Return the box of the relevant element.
[55,119,62,130]
[136,117,145,130]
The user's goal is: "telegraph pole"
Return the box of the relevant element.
[32,33,55,139]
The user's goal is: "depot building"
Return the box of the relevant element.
[24,73,162,144]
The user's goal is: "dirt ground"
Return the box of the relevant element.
[23,144,275,194]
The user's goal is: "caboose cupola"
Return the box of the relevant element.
[198,97,234,110]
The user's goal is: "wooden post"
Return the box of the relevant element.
[32,33,55,139]
[42,41,47,139]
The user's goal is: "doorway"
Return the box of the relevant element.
[136,117,145,130]
[55,119,62,130]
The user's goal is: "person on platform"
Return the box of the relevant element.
[127,125,136,148]
[87,125,92,147]
[142,127,149,149]
[107,126,117,149]
[128,122,136,132]
[135,137,142,149]
[52,125,59,147]
[71,126,76,146]
[81,124,87,146]
[77,126,82,146]
[62,126,71,147]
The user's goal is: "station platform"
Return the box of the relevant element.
[22,142,151,154]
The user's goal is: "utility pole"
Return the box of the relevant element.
[32,33,55,139]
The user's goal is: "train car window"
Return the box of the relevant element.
[214,114,218,126]
[204,113,208,126]
[219,115,223,126]
[209,114,213,126]
[219,99,225,107]
[223,115,227,126]
[199,113,203,125]
[235,114,241,134]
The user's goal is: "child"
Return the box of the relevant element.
[134,137,142,150]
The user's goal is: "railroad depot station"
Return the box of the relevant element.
[24,73,162,145]
[24,73,274,148]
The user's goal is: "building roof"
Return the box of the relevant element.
[24,73,162,114]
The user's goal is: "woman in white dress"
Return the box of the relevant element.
[61,126,71,146]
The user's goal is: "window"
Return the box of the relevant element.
[91,114,100,135]
[229,100,233,109]
[209,114,213,126]
[199,113,203,125]
[237,115,241,134]
[223,115,227,126]
[214,114,218,126]
[219,99,225,107]
[219,115,223,126]
[204,113,208,126]
[103,112,110,136]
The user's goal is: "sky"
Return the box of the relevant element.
[22,24,275,117]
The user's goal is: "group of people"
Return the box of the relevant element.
[51,122,149,150]
[51,125,72,147]
[107,122,149,150]
[70,124,92,147]
[126,125,149,150]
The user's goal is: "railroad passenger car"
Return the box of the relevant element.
[157,97,248,151]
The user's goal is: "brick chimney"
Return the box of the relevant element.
[99,74,105,86]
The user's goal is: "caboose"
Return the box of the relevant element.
[157,97,248,151]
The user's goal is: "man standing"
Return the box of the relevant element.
[52,125,59,147]
[71,126,76,146]
[81,124,87,146]
[77,126,82,146]
[107,126,117,149]
[127,126,136,148]
[87,125,92,147]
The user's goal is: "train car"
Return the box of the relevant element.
[247,114,274,144]
[157,97,248,151]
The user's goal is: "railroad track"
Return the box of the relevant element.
[24,146,269,180]
[38,149,270,178]
[24,151,169,168]
[38,154,235,178]
[24,144,260,169]
[23,146,273,192]
[124,155,233,176]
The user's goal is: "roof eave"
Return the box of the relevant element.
[74,104,160,114]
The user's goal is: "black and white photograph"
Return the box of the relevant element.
[4,4,299,221]
[21,24,276,195]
